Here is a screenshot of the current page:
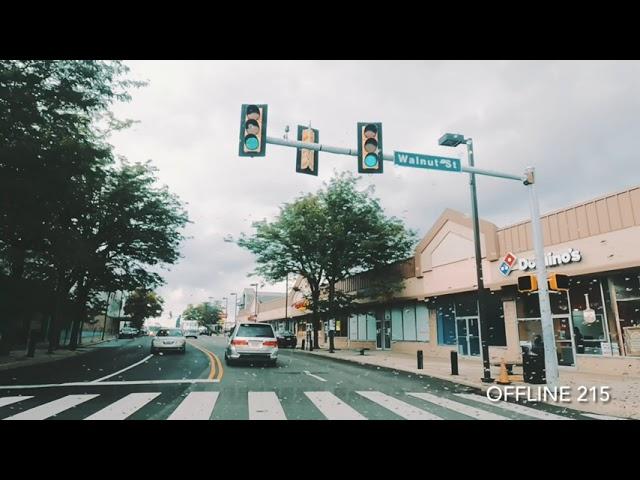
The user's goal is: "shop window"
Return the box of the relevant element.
[516,290,569,318]
[455,293,477,317]
[403,304,417,341]
[569,276,610,356]
[416,303,429,341]
[391,306,403,341]
[485,291,507,346]
[366,312,376,341]
[349,314,357,340]
[611,273,640,330]
[357,313,367,340]
[437,300,456,345]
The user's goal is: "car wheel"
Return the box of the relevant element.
[181,346,186,354]
[269,359,277,367]
[151,347,156,354]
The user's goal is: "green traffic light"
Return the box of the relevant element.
[364,153,378,168]
[245,135,259,151]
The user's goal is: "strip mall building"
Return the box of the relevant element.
[237,184,640,376]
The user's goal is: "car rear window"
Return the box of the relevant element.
[236,324,275,338]
[158,329,183,337]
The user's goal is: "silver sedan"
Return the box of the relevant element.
[151,328,186,354]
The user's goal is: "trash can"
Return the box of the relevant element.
[522,351,546,384]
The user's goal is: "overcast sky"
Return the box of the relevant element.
[108,60,640,325]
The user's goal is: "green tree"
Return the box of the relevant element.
[123,288,164,330]
[0,60,144,353]
[238,171,417,350]
[63,160,189,349]
[182,302,222,327]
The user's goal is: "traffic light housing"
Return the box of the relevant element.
[239,104,268,157]
[518,275,538,293]
[549,273,569,291]
[357,122,383,174]
[296,125,319,176]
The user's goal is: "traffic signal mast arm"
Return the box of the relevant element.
[265,136,525,182]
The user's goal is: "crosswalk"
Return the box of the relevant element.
[0,391,622,420]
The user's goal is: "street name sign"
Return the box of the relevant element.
[394,151,461,172]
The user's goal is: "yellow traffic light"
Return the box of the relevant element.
[296,125,319,176]
[517,275,538,292]
[549,273,569,291]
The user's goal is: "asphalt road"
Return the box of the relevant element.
[0,335,617,420]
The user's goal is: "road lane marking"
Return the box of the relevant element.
[0,396,33,408]
[356,391,442,420]
[408,392,510,420]
[455,393,572,420]
[187,340,218,380]
[582,413,627,420]
[304,370,327,382]
[168,392,219,420]
[304,392,366,420]
[91,354,153,382]
[248,392,287,420]
[4,394,99,420]
[85,392,161,420]
[0,379,220,389]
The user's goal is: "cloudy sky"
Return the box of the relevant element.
[108,60,640,325]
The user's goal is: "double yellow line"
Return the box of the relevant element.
[188,340,224,381]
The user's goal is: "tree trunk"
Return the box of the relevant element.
[48,270,69,353]
[69,280,90,351]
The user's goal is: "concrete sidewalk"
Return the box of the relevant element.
[0,336,117,372]
[297,346,640,419]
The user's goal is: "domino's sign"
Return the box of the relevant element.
[498,248,582,277]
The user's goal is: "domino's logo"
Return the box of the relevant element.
[498,252,517,277]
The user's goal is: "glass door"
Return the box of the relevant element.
[554,316,575,366]
[456,318,468,355]
[468,317,480,356]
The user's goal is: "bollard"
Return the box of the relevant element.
[360,348,365,356]
[301,339,305,350]
[417,350,423,369]
[450,351,459,375]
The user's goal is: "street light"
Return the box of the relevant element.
[230,292,238,329]
[250,283,259,321]
[439,132,494,383]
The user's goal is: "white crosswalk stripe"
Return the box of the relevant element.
[248,392,287,420]
[168,392,219,420]
[4,394,99,420]
[408,392,510,420]
[0,391,593,420]
[305,392,366,420]
[581,413,627,420]
[0,396,32,408]
[455,393,572,420]
[85,392,161,420]
[357,391,442,419]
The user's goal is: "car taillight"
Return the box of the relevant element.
[263,340,278,347]
[231,339,248,346]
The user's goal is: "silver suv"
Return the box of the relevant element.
[225,323,278,366]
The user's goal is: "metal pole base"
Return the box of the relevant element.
[481,377,495,384]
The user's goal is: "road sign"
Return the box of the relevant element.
[394,151,461,172]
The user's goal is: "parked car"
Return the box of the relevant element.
[199,326,211,336]
[276,330,297,348]
[118,327,137,339]
[225,323,278,366]
[148,326,161,337]
[151,328,186,354]
[139,327,149,336]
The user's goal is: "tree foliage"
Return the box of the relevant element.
[124,288,164,330]
[182,302,222,327]
[238,171,417,345]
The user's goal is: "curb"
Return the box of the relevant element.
[292,348,484,392]
[0,337,117,372]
